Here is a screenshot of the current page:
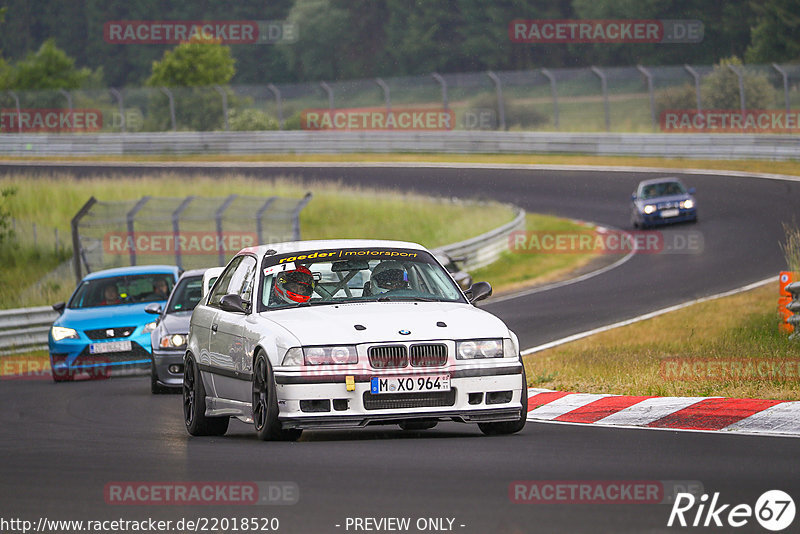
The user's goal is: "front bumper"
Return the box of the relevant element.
[152,348,185,387]
[639,208,697,226]
[49,334,152,378]
[273,364,524,430]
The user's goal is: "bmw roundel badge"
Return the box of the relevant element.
[399,329,411,335]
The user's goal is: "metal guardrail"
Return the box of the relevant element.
[787,282,800,340]
[1,131,798,160]
[436,208,525,271]
[0,206,526,356]
[0,306,58,354]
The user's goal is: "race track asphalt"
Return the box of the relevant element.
[1,163,798,533]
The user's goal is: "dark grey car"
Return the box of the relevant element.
[146,269,207,393]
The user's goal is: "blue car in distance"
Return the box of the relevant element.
[631,178,698,228]
[49,265,180,382]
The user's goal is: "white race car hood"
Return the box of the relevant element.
[258,301,510,346]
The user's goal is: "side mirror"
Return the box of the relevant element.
[220,294,248,314]
[631,193,637,201]
[467,281,492,304]
[52,302,66,314]
[144,302,162,315]
[688,187,696,194]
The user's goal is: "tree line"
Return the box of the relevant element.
[0,0,798,90]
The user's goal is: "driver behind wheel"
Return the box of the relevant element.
[370,261,409,294]
[273,266,315,304]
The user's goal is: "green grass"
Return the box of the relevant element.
[0,173,598,309]
[1,174,514,244]
[0,244,72,309]
[525,284,800,400]
[473,214,598,293]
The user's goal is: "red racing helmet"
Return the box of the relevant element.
[273,266,315,304]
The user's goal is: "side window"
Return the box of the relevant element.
[208,257,243,308]
[229,256,257,306]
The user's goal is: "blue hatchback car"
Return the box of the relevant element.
[48,265,180,382]
[631,178,698,228]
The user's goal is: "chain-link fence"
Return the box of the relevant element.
[71,193,311,282]
[7,218,70,254]
[2,62,798,134]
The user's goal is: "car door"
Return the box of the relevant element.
[208,255,257,402]
[203,256,244,398]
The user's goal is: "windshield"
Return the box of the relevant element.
[68,274,174,309]
[166,275,204,314]
[639,181,687,199]
[259,247,465,311]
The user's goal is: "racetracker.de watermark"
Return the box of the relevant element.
[660,358,800,381]
[661,110,800,133]
[510,480,704,505]
[103,231,258,255]
[104,482,299,505]
[1,357,111,381]
[508,230,703,255]
[301,108,455,131]
[0,109,102,133]
[104,20,298,45]
[509,20,703,43]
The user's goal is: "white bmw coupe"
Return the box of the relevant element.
[184,239,527,440]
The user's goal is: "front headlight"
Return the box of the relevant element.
[51,326,79,341]
[456,339,504,359]
[643,204,657,214]
[159,334,186,348]
[281,345,358,366]
[681,199,694,209]
[282,347,304,366]
[143,321,158,333]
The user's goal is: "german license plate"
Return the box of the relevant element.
[661,209,680,218]
[89,340,131,354]
[370,374,450,394]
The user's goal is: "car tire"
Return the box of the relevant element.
[252,352,302,442]
[478,362,528,436]
[150,361,172,394]
[183,354,229,436]
[398,419,438,431]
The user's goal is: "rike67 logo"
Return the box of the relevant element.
[668,490,795,531]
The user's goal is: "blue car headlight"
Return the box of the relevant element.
[143,321,158,334]
[643,204,657,215]
[51,326,79,341]
[680,199,694,209]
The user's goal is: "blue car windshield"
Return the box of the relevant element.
[640,181,686,199]
[166,276,204,314]
[68,274,174,309]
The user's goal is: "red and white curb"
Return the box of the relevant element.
[526,389,800,437]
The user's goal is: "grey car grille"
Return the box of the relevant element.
[410,344,448,367]
[362,390,457,410]
[368,345,408,368]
